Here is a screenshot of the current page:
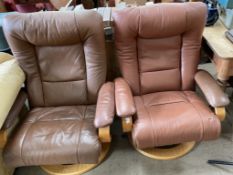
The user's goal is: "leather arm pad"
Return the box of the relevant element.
[114,77,136,117]
[194,70,230,107]
[2,90,27,130]
[94,82,115,128]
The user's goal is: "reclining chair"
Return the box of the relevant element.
[113,2,229,160]
[2,11,114,175]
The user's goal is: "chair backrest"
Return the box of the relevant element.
[3,11,106,107]
[113,2,207,96]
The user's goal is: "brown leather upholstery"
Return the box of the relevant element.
[114,3,206,95]
[2,90,27,130]
[3,11,106,107]
[115,78,136,117]
[113,3,228,149]
[3,11,114,167]
[195,70,229,107]
[94,82,115,128]
[132,91,221,148]
[4,106,101,166]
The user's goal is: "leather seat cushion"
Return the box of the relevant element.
[3,105,101,167]
[132,91,221,149]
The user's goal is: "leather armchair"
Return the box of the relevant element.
[2,11,114,174]
[113,2,229,160]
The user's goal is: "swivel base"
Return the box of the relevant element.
[135,141,195,160]
[41,143,110,175]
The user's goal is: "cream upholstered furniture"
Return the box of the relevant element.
[0,52,26,175]
[0,53,25,129]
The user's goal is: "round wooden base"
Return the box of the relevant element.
[135,141,195,160]
[41,143,110,175]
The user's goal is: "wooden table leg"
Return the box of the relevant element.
[212,55,233,89]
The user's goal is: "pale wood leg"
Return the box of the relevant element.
[121,116,133,133]
[213,54,232,89]
[215,107,226,121]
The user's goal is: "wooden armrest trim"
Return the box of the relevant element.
[214,107,226,121]
[98,126,111,143]
[122,116,133,133]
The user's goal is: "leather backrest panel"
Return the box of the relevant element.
[3,11,106,107]
[138,36,181,94]
[113,2,206,95]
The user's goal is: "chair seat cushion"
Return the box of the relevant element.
[3,105,101,167]
[132,91,221,149]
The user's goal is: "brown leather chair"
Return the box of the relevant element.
[113,2,229,160]
[2,11,114,174]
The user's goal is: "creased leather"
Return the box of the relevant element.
[195,70,230,107]
[3,105,101,167]
[113,3,221,149]
[94,82,115,128]
[3,11,108,167]
[115,78,136,117]
[132,91,221,149]
[113,2,207,94]
[3,11,106,107]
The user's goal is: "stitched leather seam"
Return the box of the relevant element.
[137,8,141,95]
[148,100,186,108]
[42,79,85,83]
[75,106,87,163]
[183,92,204,141]
[73,13,88,104]
[20,123,34,165]
[34,47,46,106]
[24,118,85,124]
[141,96,157,146]
[181,5,188,90]
[140,67,179,74]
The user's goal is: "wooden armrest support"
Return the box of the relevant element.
[98,126,111,143]
[0,130,7,149]
[121,116,133,133]
[0,116,19,149]
[214,107,226,121]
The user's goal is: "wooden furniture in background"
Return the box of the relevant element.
[203,20,233,84]
[203,20,233,142]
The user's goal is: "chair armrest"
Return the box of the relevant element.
[0,53,25,129]
[94,82,115,128]
[194,70,230,108]
[114,78,136,117]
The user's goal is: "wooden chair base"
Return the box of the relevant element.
[135,141,196,160]
[41,143,110,175]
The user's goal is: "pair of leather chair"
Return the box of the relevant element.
[1,2,229,175]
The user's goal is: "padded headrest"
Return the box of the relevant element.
[3,10,103,46]
[113,2,207,39]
